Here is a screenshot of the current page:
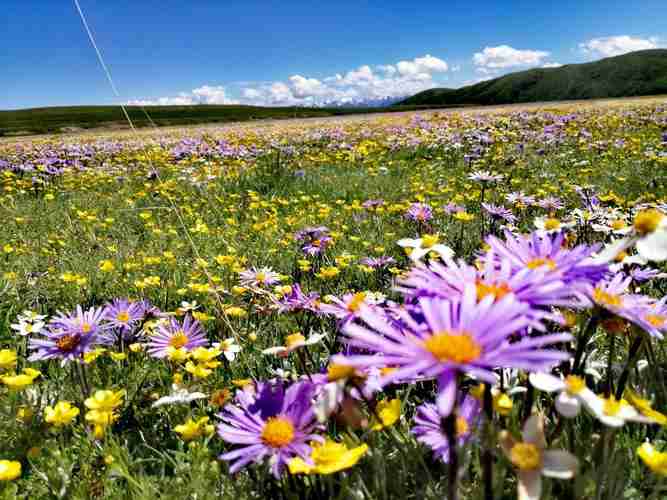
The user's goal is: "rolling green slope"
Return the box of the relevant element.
[399,49,667,106]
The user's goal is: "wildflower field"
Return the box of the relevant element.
[2,100,667,499]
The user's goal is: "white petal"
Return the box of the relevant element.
[262,347,287,355]
[522,414,547,448]
[593,238,635,264]
[541,450,579,479]
[518,470,542,500]
[555,393,581,418]
[396,238,419,248]
[529,372,565,393]
[637,231,667,262]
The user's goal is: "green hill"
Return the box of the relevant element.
[0,105,371,137]
[398,49,667,106]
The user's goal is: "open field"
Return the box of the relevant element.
[2,94,666,139]
[1,99,667,499]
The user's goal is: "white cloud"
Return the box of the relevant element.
[396,54,448,75]
[130,54,450,107]
[578,35,663,58]
[128,85,238,106]
[451,65,461,72]
[473,45,550,69]
[541,62,562,68]
[238,54,449,106]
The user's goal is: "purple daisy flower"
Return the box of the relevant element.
[102,298,146,341]
[294,226,332,256]
[334,284,572,416]
[239,267,281,288]
[146,315,208,358]
[275,283,321,314]
[360,256,396,269]
[319,292,373,324]
[406,202,433,222]
[506,191,536,207]
[481,203,517,224]
[217,381,322,477]
[484,231,608,294]
[397,256,574,324]
[412,394,481,462]
[589,274,665,338]
[536,196,564,211]
[28,305,108,362]
[468,170,503,183]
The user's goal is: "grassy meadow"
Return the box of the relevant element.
[1,101,667,499]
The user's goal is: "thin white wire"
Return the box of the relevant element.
[71,0,239,339]
[73,0,136,130]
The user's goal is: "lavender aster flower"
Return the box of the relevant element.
[590,274,666,338]
[102,298,145,341]
[28,305,108,362]
[484,231,608,294]
[397,256,575,324]
[275,283,321,314]
[482,203,517,224]
[412,394,481,462]
[335,284,572,416]
[239,267,281,287]
[146,315,208,358]
[217,381,322,477]
[406,202,433,222]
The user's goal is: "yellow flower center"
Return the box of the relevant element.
[421,234,439,248]
[476,281,512,302]
[456,416,469,437]
[510,443,542,470]
[603,396,623,416]
[544,218,561,230]
[169,330,189,349]
[81,323,92,333]
[347,292,367,312]
[610,220,627,231]
[116,312,130,323]
[645,314,666,327]
[261,416,295,448]
[285,333,306,348]
[327,363,358,382]
[565,375,585,395]
[256,272,267,283]
[634,209,664,235]
[593,287,623,308]
[56,335,80,352]
[422,332,482,363]
[526,258,557,270]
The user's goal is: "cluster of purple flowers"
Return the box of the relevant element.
[294,226,332,256]
[26,299,213,362]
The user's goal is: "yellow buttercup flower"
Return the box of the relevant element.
[370,398,401,431]
[84,389,124,412]
[288,439,369,475]
[1,368,41,390]
[0,349,17,371]
[184,361,213,379]
[44,401,80,427]
[0,460,21,481]
[637,442,667,476]
[174,416,214,441]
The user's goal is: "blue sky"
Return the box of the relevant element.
[2,0,667,109]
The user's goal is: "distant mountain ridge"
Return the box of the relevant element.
[397,49,667,106]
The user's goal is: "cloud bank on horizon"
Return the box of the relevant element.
[128,35,665,107]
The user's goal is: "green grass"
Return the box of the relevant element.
[0,103,666,498]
